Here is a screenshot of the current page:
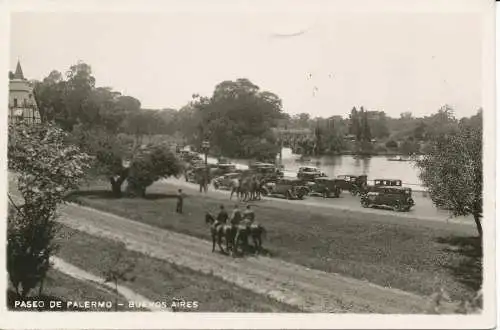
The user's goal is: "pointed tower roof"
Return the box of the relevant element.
[13,60,25,80]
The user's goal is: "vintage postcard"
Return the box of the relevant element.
[0,0,496,329]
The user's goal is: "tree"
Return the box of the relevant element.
[359,107,372,142]
[8,123,91,298]
[185,78,283,159]
[70,124,133,197]
[416,111,483,236]
[102,243,136,311]
[385,140,398,149]
[400,138,420,156]
[348,107,361,140]
[126,143,182,197]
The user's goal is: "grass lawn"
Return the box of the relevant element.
[70,180,482,302]
[7,269,129,311]
[54,225,300,312]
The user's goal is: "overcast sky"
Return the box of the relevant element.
[10,11,483,118]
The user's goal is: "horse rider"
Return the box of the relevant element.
[230,204,242,226]
[241,205,255,229]
[216,204,229,226]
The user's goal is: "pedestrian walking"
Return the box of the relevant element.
[176,189,184,214]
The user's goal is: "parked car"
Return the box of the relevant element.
[309,177,342,198]
[360,186,415,212]
[262,177,310,200]
[249,162,284,182]
[213,172,240,190]
[336,174,368,195]
[297,166,325,181]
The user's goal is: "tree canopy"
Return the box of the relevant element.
[416,110,483,236]
[183,78,285,159]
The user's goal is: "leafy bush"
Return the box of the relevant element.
[8,123,91,298]
[385,140,398,149]
[126,143,182,197]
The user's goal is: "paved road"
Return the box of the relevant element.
[161,178,473,226]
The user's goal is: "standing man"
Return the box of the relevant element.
[176,189,184,214]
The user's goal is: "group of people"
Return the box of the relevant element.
[214,204,256,229]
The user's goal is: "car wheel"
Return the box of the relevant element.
[213,183,219,190]
[394,203,403,212]
[285,190,292,200]
[361,200,370,208]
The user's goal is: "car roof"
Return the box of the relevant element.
[372,186,410,191]
[299,166,319,170]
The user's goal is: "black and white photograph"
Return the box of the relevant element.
[0,0,496,329]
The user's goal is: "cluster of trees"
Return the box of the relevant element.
[32,61,183,197]
[281,105,478,156]
[172,79,285,161]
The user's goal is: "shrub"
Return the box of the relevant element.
[8,123,91,298]
[126,143,182,197]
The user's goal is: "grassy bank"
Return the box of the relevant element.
[54,225,300,312]
[70,180,481,302]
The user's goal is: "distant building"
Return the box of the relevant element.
[8,60,41,125]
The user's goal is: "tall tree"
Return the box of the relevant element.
[416,111,483,237]
[348,107,361,140]
[360,106,372,142]
[186,78,283,158]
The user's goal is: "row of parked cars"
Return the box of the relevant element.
[177,149,416,213]
[213,165,416,213]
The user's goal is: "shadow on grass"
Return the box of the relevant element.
[435,236,483,293]
[67,189,178,201]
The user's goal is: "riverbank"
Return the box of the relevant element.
[69,179,481,301]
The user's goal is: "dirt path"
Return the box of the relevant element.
[51,256,170,312]
[46,201,435,313]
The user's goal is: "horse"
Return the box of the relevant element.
[248,223,267,254]
[238,177,253,202]
[205,212,233,253]
[232,222,251,256]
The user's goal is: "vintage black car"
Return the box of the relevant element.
[262,177,310,200]
[308,177,342,198]
[213,172,240,190]
[360,186,415,212]
[336,174,368,195]
[297,166,325,181]
[249,162,283,182]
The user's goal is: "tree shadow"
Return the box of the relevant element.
[435,235,483,292]
[67,190,177,201]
